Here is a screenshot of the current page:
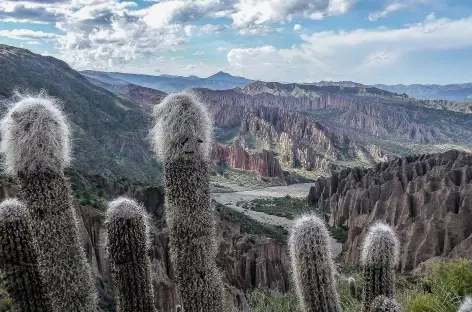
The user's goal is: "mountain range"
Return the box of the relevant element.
[83,70,472,102]
[2,44,472,187]
[81,70,252,93]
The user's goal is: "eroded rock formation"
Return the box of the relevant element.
[308,150,472,272]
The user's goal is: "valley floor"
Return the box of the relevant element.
[212,182,343,256]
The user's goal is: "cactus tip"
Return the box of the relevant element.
[150,91,213,161]
[105,196,151,249]
[360,221,400,267]
[0,95,71,175]
[459,296,472,312]
[0,198,26,221]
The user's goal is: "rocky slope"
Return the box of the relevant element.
[0,45,160,184]
[81,71,166,110]
[307,150,472,272]
[194,82,472,180]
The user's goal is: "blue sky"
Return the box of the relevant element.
[0,0,472,85]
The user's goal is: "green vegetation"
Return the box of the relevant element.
[215,201,288,243]
[211,166,281,188]
[250,259,472,312]
[236,195,349,243]
[250,288,299,312]
[0,287,11,312]
[215,124,241,145]
[237,195,312,219]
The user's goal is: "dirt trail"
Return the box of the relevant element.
[212,182,343,257]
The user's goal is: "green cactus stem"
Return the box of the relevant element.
[360,222,400,311]
[289,214,342,312]
[151,92,224,312]
[0,198,53,312]
[104,197,155,312]
[0,96,97,312]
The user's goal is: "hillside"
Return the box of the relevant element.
[81,70,253,93]
[0,45,161,184]
[188,81,472,184]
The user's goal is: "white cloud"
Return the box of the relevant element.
[193,50,204,55]
[294,23,302,31]
[0,2,67,23]
[368,3,408,21]
[231,0,356,29]
[0,29,60,40]
[0,0,357,70]
[227,14,472,83]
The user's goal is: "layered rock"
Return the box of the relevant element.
[212,140,284,180]
[308,150,472,271]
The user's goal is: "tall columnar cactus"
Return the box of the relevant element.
[369,296,401,312]
[289,214,342,312]
[150,92,224,312]
[104,197,156,312]
[0,96,97,312]
[348,277,358,299]
[360,222,400,311]
[0,198,53,311]
[459,297,472,312]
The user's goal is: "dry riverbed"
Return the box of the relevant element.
[212,182,343,257]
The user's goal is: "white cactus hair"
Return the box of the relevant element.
[360,221,400,267]
[459,297,472,312]
[104,197,152,250]
[150,91,213,161]
[0,198,27,222]
[0,92,71,175]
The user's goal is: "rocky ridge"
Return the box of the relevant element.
[308,149,472,272]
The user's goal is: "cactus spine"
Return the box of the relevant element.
[369,295,401,312]
[289,214,342,312]
[104,197,156,312]
[151,92,224,312]
[0,198,53,311]
[459,297,472,312]
[360,222,400,311]
[0,96,97,312]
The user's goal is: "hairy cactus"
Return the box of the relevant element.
[0,96,97,312]
[0,198,52,311]
[459,297,472,312]
[289,214,341,312]
[369,296,401,312]
[151,92,224,312]
[104,197,155,312]
[348,277,358,299]
[360,222,400,311]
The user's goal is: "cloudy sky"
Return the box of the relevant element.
[0,0,471,84]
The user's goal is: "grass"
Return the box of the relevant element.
[249,259,472,312]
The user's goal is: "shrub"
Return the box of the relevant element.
[250,289,300,312]
[428,259,472,297]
